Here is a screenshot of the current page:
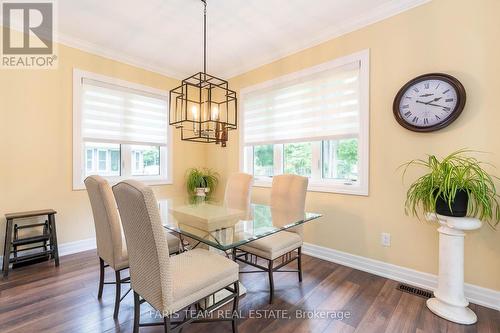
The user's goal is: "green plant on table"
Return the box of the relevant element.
[185,168,219,198]
[401,149,500,228]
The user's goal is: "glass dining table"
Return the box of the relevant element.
[158,196,322,302]
[158,197,322,252]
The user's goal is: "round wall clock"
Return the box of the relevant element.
[393,73,466,132]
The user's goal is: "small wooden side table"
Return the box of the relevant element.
[2,209,59,278]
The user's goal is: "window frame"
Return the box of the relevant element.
[72,69,173,190]
[85,148,94,172]
[239,49,370,196]
[97,149,108,172]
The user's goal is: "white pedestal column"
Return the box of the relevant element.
[425,214,482,325]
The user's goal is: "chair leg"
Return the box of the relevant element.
[268,259,274,304]
[133,291,140,333]
[179,234,186,253]
[297,247,303,282]
[113,270,121,319]
[163,316,172,333]
[232,282,240,333]
[98,258,105,299]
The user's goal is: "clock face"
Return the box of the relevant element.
[393,74,466,132]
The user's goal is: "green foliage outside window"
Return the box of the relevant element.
[336,139,358,178]
[284,142,312,177]
[254,145,274,176]
[252,139,358,180]
[254,145,273,166]
[143,148,160,166]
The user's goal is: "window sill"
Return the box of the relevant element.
[253,179,368,196]
[73,177,173,191]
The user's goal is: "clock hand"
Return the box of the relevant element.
[428,103,448,108]
[416,99,436,105]
[416,100,449,108]
[419,93,434,97]
[423,97,443,105]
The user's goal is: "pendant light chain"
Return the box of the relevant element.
[168,0,237,147]
[202,0,207,74]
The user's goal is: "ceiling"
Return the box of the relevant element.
[54,0,428,79]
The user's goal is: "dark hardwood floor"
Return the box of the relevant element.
[0,250,498,333]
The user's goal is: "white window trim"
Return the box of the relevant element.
[239,49,370,196]
[72,68,173,190]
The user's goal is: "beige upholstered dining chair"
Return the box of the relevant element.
[236,174,308,303]
[84,175,180,319]
[224,172,253,211]
[112,180,240,333]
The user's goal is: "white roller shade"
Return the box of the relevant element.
[242,61,360,145]
[81,78,168,146]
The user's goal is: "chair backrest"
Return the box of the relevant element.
[112,180,172,312]
[84,175,124,269]
[224,172,253,212]
[271,174,308,235]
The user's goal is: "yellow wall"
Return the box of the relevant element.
[1,0,499,292]
[0,39,206,252]
[207,0,500,291]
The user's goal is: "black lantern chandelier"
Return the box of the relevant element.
[169,0,237,147]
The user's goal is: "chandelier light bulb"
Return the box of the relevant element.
[212,106,219,120]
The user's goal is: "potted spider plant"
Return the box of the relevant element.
[402,149,500,227]
[185,168,219,198]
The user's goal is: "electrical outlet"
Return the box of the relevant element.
[381,232,391,247]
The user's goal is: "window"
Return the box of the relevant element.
[98,150,107,171]
[253,144,274,177]
[322,138,359,181]
[134,151,141,171]
[131,145,160,176]
[240,50,369,195]
[73,69,172,190]
[284,142,312,177]
[85,143,120,176]
[85,149,93,171]
[110,150,120,172]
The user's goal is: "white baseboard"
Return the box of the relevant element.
[2,238,497,310]
[58,237,97,256]
[302,242,500,311]
[1,237,97,267]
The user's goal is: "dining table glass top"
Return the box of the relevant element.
[158,197,322,251]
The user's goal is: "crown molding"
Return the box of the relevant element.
[223,0,431,79]
[1,0,431,80]
[55,32,186,80]
[0,21,186,80]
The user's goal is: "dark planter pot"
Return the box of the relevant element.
[435,189,469,217]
